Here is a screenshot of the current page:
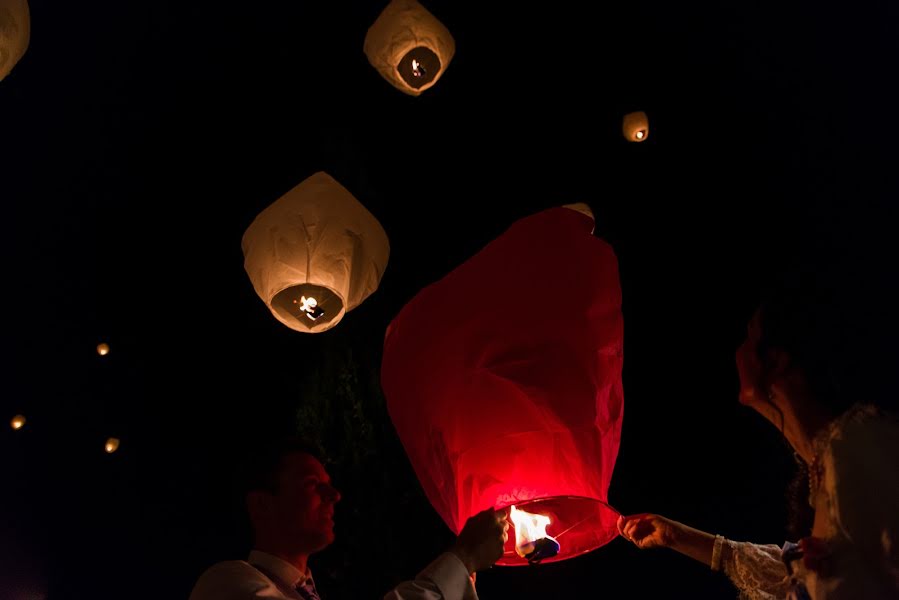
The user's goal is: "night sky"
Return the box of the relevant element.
[2,1,898,598]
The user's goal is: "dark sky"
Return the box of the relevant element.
[2,1,898,598]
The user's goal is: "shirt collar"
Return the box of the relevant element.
[248,549,312,588]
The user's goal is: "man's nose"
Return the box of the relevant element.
[324,483,341,503]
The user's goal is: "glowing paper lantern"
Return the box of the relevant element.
[10,414,25,430]
[364,0,455,96]
[242,172,390,333]
[382,204,624,565]
[96,343,110,356]
[623,111,649,142]
[0,0,29,82]
[104,438,120,453]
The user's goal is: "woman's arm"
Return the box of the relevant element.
[619,514,791,598]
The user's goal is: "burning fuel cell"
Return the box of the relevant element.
[510,505,561,564]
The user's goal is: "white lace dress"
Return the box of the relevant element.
[719,405,899,600]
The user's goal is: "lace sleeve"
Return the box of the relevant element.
[721,540,791,600]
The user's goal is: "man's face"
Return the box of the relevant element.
[271,452,341,553]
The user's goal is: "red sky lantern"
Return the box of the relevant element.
[382,204,623,565]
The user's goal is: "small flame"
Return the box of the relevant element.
[510,505,552,558]
[299,296,325,321]
[635,130,645,139]
[412,59,425,78]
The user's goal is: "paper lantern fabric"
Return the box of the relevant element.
[0,0,30,82]
[242,172,390,333]
[364,0,455,96]
[623,111,649,142]
[382,205,623,565]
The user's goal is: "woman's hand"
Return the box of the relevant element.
[618,513,719,567]
[617,513,682,550]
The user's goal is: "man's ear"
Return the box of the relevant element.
[763,348,792,379]
[246,490,271,522]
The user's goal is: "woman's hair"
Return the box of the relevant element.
[754,247,898,536]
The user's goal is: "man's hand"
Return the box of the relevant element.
[451,508,510,574]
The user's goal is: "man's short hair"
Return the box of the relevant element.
[238,437,323,497]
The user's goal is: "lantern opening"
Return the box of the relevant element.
[272,284,343,332]
[510,505,561,564]
[635,130,645,140]
[398,46,440,89]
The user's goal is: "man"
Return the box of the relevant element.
[189,438,508,600]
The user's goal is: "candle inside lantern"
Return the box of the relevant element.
[510,505,561,564]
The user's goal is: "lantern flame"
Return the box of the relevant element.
[97,343,110,356]
[11,415,26,430]
[299,296,325,321]
[635,130,645,140]
[412,59,425,78]
[105,438,120,454]
[510,505,554,558]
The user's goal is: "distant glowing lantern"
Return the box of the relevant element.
[383,204,624,566]
[0,0,30,82]
[623,111,649,142]
[104,438,120,453]
[242,172,390,333]
[364,0,455,96]
[96,343,110,356]
[10,414,25,430]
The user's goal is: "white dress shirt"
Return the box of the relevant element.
[384,552,478,600]
[188,550,313,600]
[190,549,477,600]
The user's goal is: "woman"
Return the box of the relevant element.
[618,269,899,599]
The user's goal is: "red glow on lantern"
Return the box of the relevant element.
[383,206,624,565]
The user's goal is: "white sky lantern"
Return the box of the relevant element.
[242,172,390,334]
[623,110,650,142]
[364,0,455,96]
[0,0,30,82]
[10,414,25,430]
[97,343,110,356]
[105,437,120,453]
